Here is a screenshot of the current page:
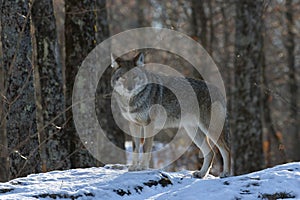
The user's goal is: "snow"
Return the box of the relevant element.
[0,162,300,200]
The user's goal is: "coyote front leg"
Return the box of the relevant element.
[129,123,142,171]
[139,123,154,169]
[140,136,154,169]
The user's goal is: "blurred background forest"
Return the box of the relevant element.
[0,0,299,182]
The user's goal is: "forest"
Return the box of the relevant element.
[0,0,299,183]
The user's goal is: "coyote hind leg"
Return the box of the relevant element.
[214,131,231,178]
[185,127,214,178]
[207,101,231,178]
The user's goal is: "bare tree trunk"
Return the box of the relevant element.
[220,2,232,112]
[30,25,47,172]
[233,0,265,175]
[136,0,150,27]
[31,0,71,172]
[65,0,98,168]
[285,0,299,162]
[95,0,126,165]
[0,0,40,179]
[207,0,214,55]
[261,44,286,167]
[0,4,9,181]
[191,0,207,48]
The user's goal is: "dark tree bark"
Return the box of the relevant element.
[233,0,265,175]
[191,0,207,49]
[31,0,71,172]
[0,2,9,181]
[95,0,126,165]
[220,2,232,112]
[136,0,150,27]
[207,0,214,55]
[0,0,39,179]
[285,0,299,161]
[65,0,99,168]
[95,0,110,43]
[65,0,125,167]
[261,43,286,167]
[191,0,208,83]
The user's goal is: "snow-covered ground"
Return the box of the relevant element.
[0,162,299,200]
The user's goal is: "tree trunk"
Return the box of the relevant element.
[191,0,207,49]
[136,0,150,27]
[233,0,265,175]
[65,0,99,168]
[0,0,39,179]
[0,4,9,181]
[65,0,125,168]
[262,42,286,167]
[207,0,214,55]
[95,0,126,165]
[220,2,232,113]
[31,0,71,172]
[285,0,299,162]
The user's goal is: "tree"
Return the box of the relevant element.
[65,0,99,168]
[285,0,299,161]
[0,0,40,179]
[65,0,125,168]
[191,0,207,49]
[136,0,151,27]
[262,37,286,167]
[0,1,9,181]
[95,0,126,165]
[233,0,265,175]
[31,0,71,172]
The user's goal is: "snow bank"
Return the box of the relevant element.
[0,162,299,199]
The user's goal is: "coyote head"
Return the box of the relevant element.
[111,53,148,97]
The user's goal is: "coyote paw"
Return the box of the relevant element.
[192,170,208,179]
[220,171,231,178]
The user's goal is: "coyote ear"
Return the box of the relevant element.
[135,52,145,67]
[111,53,119,69]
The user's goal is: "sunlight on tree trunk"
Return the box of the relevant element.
[1,0,40,179]
[31,0,71,172]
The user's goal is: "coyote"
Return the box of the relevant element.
[110,53,231,178]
